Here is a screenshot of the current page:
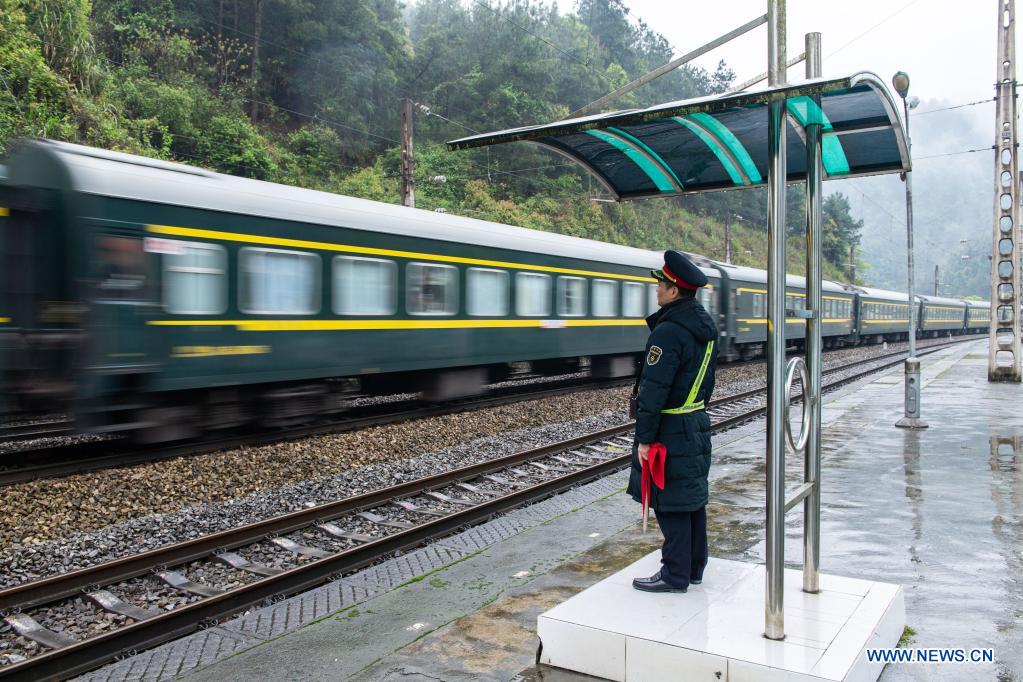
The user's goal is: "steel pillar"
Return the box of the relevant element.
[802,32,822,595]
[764,0,787,641]
[990,0,1022,382]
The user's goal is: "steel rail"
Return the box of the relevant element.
[0,422,73,443]
[0,336,978,680]
[0,375,634,487]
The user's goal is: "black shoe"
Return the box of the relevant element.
[690,577,703,585]
[632,571,662,585]
[632,576,687,593]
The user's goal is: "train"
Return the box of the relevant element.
[0,140,990,441]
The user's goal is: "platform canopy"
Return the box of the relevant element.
[448,72,910,201]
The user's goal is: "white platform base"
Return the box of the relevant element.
[537,555,904,682]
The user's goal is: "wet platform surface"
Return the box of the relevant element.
[82,340,1021,681]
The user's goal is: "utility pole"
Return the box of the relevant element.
[990,0,1021,381]
[250,0,262,122]
[934,264,939,296]
[400,98,415,208]
[848,243,856,282]
[725,215,733,263]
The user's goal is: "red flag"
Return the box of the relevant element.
[641,443,667,531]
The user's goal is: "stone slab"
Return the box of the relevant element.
[538,556,905,682]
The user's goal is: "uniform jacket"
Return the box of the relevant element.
[626,297,719,512]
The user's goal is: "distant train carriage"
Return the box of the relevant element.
[711,262,855,360]
[854,286,913,343]
[965,300,991,333]
[917,295,968,337]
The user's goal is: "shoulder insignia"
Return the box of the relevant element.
[647,345,663,365]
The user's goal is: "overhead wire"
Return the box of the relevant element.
[914,146,994,161]
[825,0,925,58]
[911,98,995,116]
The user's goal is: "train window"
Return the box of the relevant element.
[591,279,618,317]
[467,268,509,316]
[647,284,659,314]
[98,235,152,301]
[698,287,714,315]
[622,282,646,317]
[239,248,320,314]
[332,256,396,315]
[753,293,766,318]
[516,273,552,316]
[557,276,587,316]
[164,242,226,314]
[407,263,458,315]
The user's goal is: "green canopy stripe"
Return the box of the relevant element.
[689,112,763,183]
[584,130,678,192]
[786,96,852,176]
[671,117,745,186]
[606,127,684,189]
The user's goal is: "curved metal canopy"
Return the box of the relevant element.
[448,72,910,201]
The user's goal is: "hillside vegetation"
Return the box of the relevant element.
[1,0,863,281]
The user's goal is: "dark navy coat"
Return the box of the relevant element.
[627,297,719,512]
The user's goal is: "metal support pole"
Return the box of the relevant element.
[400,98,416,208]
[765,0,787,641]
[802,31,822,596]
[896,92,927,428]
[990,0,1022,382]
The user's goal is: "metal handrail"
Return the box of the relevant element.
[783,356,811,454]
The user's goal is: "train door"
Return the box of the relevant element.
[0,188,82,414]
[79,222,162,431]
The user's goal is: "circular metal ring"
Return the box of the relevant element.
[783,357,811,454]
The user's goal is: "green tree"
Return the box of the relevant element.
[822,192,863,274]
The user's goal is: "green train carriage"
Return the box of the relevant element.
[917,294,968,337]
[710,263,855,360]
[965,300,991,333]
[3,140,726,439]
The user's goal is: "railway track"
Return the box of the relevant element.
[0,374,633,487]
[0,422,73,444]
[0,337,974,680]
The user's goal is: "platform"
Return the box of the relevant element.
[537,555,904,681]
[76,340,1022,682]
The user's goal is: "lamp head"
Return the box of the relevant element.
[892,71,910,99]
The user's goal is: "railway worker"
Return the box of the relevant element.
[628,250,718,594]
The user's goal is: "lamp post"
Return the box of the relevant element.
[893,71,928,429]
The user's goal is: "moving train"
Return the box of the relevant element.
[0,140,990,440]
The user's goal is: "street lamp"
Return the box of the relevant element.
[893,71,927,429]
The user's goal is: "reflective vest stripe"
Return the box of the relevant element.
[661,340,714,415]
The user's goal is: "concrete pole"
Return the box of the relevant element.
[401,98,416,208]
[990,0,1022,381]
[765,0,788,641]
[725,216,733,264]
[802,31,822,596]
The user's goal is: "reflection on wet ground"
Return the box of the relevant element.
[701,344,1022,680]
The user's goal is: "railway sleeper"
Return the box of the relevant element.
[85,590,161,621]
[155,571,224,598]
[3,613,76,650]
